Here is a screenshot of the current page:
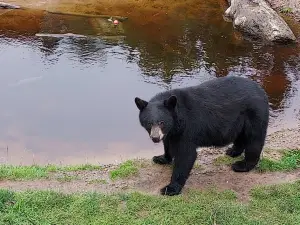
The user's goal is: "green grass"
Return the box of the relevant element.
[56,174,79,182]
[0,165,49,181]
[0,164,102,181]
[47,164,102,172]
[193,161,203,170]
[213,150,300,173]
[258,150,300,172]
[109,160,139,180]
[280,7,293,14]
[213,155,244,166]
[1,181,300,224]
[88,179,108,184]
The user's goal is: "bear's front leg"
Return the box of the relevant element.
[153,138,173,165]
[160,142,197,196]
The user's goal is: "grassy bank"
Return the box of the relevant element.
[259,149,300,172]
[0,181,300,224]
[109,160,139,180]
[0,150,299,224]
[0,164,102,180]
[0,159,146,181]
[0,149,299,181]
[214,149,300,172]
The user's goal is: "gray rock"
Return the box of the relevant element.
[0,2,20,9]
[225,0,296,43]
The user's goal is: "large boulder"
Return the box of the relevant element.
[225,0,296,43]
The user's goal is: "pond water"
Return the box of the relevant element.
[0,4,299,165]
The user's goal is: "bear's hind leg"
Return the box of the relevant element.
[231,118,267,172]
[153,138,173,165]
[226,120,246,158]
[231,138,264,172]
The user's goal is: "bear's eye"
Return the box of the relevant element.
[158,121,164,127]
[147,122,152,127]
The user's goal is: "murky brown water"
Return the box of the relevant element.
[0,3,300,165]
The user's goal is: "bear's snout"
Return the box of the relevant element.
[150,125,164,143]
[151,137,161,143]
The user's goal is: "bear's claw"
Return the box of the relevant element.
[153,155,172,165]
[160,183,182,196]
[231,160,257,172]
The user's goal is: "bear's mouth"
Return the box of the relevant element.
[150,125,164,143]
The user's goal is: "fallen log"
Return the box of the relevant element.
[35,33,126,41]
[224,0,296,43]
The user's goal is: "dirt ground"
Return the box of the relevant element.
[0,128,299,201]
[1,164,300,202]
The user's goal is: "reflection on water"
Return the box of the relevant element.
[0,6,299,165]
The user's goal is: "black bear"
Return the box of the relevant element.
[134,76,269,196]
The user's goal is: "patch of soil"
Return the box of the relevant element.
[265,128,300,150]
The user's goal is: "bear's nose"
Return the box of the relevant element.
[151,137,161,143]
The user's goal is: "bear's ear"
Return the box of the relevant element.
[135,97,148,111]
[164,95,177,110]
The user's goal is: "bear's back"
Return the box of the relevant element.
[150,76,268,110]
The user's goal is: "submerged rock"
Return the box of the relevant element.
[35,33,87,38]
[0,2,20,9]
[225,0,296,43]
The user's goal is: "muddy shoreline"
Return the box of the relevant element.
[2,0,300,23]
[2,0,299,44]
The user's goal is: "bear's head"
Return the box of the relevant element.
[134,95,177,143]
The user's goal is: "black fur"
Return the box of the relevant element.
[134,76,269,196]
